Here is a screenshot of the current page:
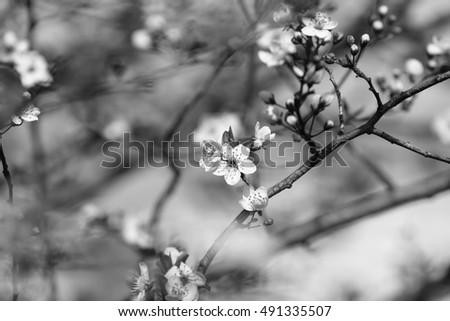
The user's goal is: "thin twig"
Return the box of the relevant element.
[0,137,14,204]
[26,0,57,301]
[237,0,253,24]
[324,66,345,135]
[371,128,450,164]
[347,64,383,108]
[0,136,18,300]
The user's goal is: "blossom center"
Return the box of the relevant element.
[313,12,329,29]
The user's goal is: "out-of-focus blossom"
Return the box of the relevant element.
[145,14,167,31]
[102,118,131,140]
[165,263,206,301]
[2,31,52,88]
[131,29,152,50]
[194,113,243,143]
[257,27,296,67]
[121,212,154,250]
[210,144,257,185]
[9,50,52,88]
[239,185,268,211]
[253,121,275,149]
[265,105,280,124]
[432,109,450,145]
[166,27,183,43]
[426,36,450,56]
[130,262,151,301]
[404,58,424,80]
[301,12,338,39]
[273,4,296,25]
[3,31,17,49]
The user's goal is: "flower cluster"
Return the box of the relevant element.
[130,247,206,301]
[131,12,183,51]
[369,5,401,40]
[199,125,272,212]
[257,25,296,67]
[1,31,53,89]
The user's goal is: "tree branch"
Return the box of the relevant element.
[370,128,450,165]
[324,66,345,135]
[280,170,450,246]
[197,69,450,275]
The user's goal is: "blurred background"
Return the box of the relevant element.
[0,0,450,300]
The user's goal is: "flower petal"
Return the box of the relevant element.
[239,198,253,211]
[324,20,338,30]
[238,159,257,175]
[233,145,250,161]
[165,266,181,280]
[212,161,228,176]
[224,167,241,185]
[315,29,332,39]
[301,26,317,37]
[178,262,193,276]
[258,50,283,67]
[181,283,199,301]
[164,247,182,265]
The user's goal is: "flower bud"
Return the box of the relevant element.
[372,20,384,33]
[346,35,355,46]
[285,99,295,110]
[286,114,298,126]
[309,94,321,109]
[11,115,23,126]
[293,65,304,77]
[378,5,389,17]
[263,218,274,226]
[259,91,276,104]
[350,44,359,56]
[265,105,280,124]
[324,120,334,130]
[360,33,370,47]
[319,93,335,107]
[324,53,336,64]
[307,69,324,85]
[333,31,344,44]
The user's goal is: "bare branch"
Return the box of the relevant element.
[371,128,450,165]
[281,170,450,246]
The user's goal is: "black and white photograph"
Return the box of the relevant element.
[0,0,450,306]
